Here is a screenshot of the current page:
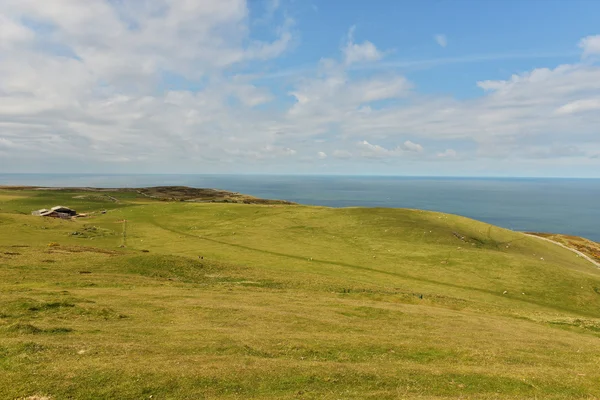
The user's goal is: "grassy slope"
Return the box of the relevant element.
[529,232,600,264]
[1,188,600,399]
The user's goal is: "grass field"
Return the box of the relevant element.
[1,187,600,399]
[528,232,600,264]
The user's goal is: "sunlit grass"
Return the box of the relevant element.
[1,188,600,399]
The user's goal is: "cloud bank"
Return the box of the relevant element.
[0,0,598,175]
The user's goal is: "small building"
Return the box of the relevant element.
[50,206,77,216]
[32,206,77,219]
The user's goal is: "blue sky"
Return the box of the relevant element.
[0,0,599,177]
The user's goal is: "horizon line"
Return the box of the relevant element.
[1,173,599,179]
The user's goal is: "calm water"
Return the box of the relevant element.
[1,174,599,242]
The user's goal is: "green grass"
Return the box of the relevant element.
[1,187,600,399]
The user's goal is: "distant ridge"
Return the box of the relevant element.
[0,185,295,205]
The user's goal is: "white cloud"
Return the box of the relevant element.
[359,140,394,158]
[340,62,600,145]
[230,82,274,106]
[283,36,599,158]
[343,26,383,65]
[280,147,297,156]
[352,77,411,102]
[579,35,600,58]
[317,151,328,159]
[556,98,600,114]
[2,0,291,82]
[437,149,457,158]
[0,138,17,149]
[434,34,447,48]
[225,145,296,161]
[0,14,35,49]
[356,140,424,159]
[286,55,410,124]
[332,150,353,159]
[0,0,297,168]
[530,145,585,159]
[402,140,424,153]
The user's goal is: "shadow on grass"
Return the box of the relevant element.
[6,323,73,335]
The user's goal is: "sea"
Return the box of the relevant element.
[1,174,599,242]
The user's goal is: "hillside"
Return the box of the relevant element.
[1,186,295,205]
[1,187,600,399]
[528,232,600,265]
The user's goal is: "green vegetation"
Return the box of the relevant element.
[1,187,600,399]
[529,232,600,264]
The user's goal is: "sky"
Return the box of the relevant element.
[0,0,600,177]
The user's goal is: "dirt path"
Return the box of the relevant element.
[526,234,600,269]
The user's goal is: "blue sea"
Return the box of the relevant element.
[1,174,599,242]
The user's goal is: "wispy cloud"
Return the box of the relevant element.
[367,51,578,71]
[343,26,383,65]
[254,51,578,81]
[437,149,457,158]
[579,35,600,58]
[434,34,447,48]
[254,0,281,25]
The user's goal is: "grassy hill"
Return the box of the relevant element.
[528,232,600,265]
[1,187,600,399]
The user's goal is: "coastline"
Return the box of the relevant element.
[0,185,295,205]
[2,185,598,264]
